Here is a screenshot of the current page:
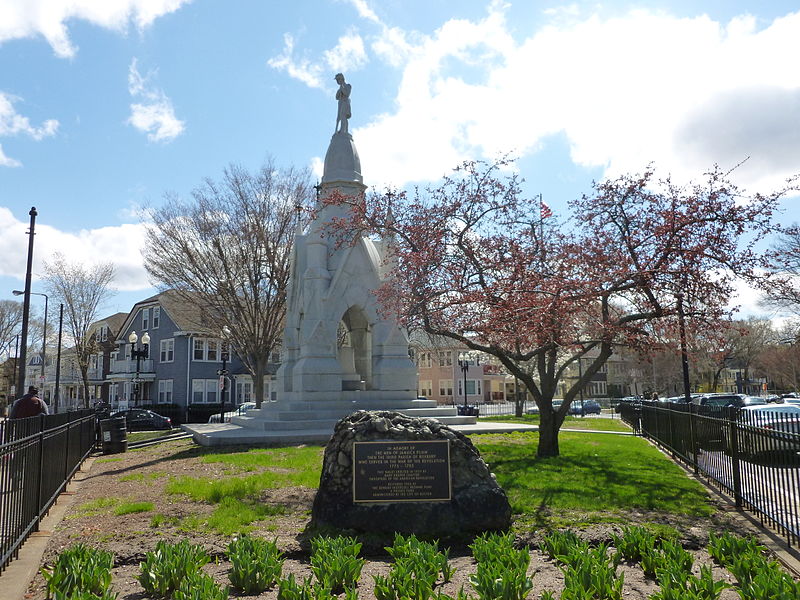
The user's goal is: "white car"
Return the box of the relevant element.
[726,404,800,458]
[207,402,257,423]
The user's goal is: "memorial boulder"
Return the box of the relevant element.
[310,410,511,541]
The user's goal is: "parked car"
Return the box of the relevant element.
[208,402,257,423]
[723,404,800,458]
[525,404,540,415]
[692,393,747,408]
[571,400,602,415]
[110,408,172,431]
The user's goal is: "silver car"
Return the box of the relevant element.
[730,404,800,458]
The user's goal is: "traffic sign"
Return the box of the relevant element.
[219,376,226,391]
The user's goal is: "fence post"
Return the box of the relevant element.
[728,408,743,509]
[35,414,45,530]
[687,403,698,474]
[63,412,71,483]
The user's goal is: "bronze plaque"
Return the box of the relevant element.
[352,440,451,503]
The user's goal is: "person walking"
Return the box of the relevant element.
[9,386,49,418]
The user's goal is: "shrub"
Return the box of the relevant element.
[138,539,209,598]
[41,543,114,600]
[309,535,365,594]
[227,535,284,593]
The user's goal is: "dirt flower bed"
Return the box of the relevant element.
[26,438,793,599]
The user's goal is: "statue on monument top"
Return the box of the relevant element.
[334,73,351,134]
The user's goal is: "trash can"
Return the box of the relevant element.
[99,417,128,454]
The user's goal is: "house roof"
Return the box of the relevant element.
[92,312,127,337]
[119,289,218,336]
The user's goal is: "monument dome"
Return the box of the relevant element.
[322,131,363,185]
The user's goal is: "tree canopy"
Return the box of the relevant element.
[329,160,790,457]
[142,159,313,408]
[43,253,116,407]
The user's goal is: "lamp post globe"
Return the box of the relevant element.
[129,331,150,406]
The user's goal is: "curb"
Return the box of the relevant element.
[2,456,96,600]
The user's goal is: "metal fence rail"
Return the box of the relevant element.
[620,400,800,548]
[0,410,96,574]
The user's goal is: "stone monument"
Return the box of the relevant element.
[220,75,477,441]
[310,410,511,542]
[275,72,418,404]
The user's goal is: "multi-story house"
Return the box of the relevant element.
[86,312,127,403]
[414,343,507,406]
[105,290,277,422]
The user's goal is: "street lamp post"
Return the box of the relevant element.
[128,331,150,406]
[457,351,479,414]
[13,290,47,390]
[578,356,585,417]
[217,326,231,422]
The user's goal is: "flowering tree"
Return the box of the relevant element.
[328,160,790,457]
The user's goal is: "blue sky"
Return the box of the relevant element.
[1,0,799,321]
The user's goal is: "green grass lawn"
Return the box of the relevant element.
[474,431,712,528]
[162,445,324,534]
[480,413,631,432]
[154,429,710,535]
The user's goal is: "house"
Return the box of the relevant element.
[413,341,507,405]
[105,290,278,422]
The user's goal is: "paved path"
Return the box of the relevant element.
[3,457,96,600]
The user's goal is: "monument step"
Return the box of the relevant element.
[232,413,477,431]
[232,416,340,431]
[258,399,438,412]
[263,406,458,421]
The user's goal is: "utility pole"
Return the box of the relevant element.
[17,207,38,396]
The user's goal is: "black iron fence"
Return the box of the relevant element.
[619,400,800,548]
[0,410,96,573]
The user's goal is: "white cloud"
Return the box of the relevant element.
[0,144,21,167]
[0,0,192,58]
[268,33,326,89]
[347,0,381,25]
[324,30,369,73]
[284,2,800,192]
[0,92,59,167]
[0,208,151,291]
[127,59,185,143]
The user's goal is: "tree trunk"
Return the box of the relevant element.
[252,359,266,409]
[537,406,562,458]
[81,366,92,409]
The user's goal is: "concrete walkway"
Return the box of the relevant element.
[182,419,540,446]
[4,457,96,600]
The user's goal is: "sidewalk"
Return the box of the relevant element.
[3,457,96,600]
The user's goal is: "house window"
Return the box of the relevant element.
[192,379,219,404]
[439,379,453,397]
[193,338,222,361]
[99,325,108,342]
[419,380,432,397]
[142,308,150,330]
[160,339,174,363]
[438,352,452,367]
[236,381,253,404]
[158,380,173,403]
[418,352,432,369]
[270,350,281,363]
[458,380,480,396]
[152,307,160,329]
